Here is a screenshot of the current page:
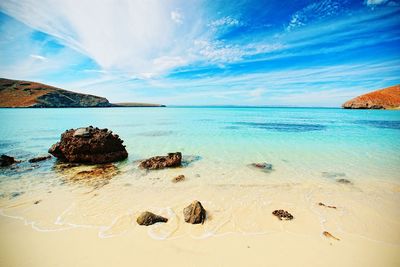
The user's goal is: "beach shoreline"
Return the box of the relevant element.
[1,176,399,267]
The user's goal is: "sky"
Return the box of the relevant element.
[0,0,399,106]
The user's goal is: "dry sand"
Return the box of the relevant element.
[0,177,399,267]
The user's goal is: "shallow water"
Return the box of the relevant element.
[0,107,399,240]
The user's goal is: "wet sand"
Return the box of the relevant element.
[0,175,399,267]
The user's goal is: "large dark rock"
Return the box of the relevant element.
[139,152,182,170]
[48,126,128,164]
[0,154,18,167]
[183,200,206,224]
[136,211,168,226]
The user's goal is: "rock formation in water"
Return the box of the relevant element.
[49,126,128,164]
[136,211,168,226]
[139,152,182,170]
[183,200,206,224]
[0,154,18,167]
[28,155,52,163]
[0,78,165,108]
[342,84,400,109]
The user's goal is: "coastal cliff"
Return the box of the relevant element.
[0,78,165,108]
[342,85,400,109]
[0,78,112,108]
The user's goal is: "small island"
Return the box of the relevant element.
[342,84,400,109]
[0,78,165,108]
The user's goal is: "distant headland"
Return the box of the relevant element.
[342,84,400,110]
[0,78,165,108]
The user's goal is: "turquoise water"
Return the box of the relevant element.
[1,107,400,240]
[0,107,399,182]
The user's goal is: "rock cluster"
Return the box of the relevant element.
[183,200,206,224]
[48,126,128,164]
[139,152,182,170]
[136,211,168,226]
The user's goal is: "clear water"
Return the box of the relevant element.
[0,107,399,240]
[1,107,399,181]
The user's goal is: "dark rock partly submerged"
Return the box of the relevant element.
[29,155,52,163]
[0,154,18,167]
[49,126,128,164]
[139,152,182,170]
[249,162,273,173]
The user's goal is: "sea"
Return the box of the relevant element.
[0,107,399,240]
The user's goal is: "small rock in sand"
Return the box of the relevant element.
[249,162,273,172]
[272,209,294,220]
[34,200,42,205]
[318,202,337,209]
[172,174,185,183]
[323,231,340,241]
[336,178,352,184]
[183,200,206,224]
[136,211,168,226]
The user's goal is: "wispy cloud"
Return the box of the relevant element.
[170,10,183,24]
[0,0,399,106]
[30,54,47,61]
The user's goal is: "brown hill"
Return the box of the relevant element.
[0,78,165,108]
[0,78,112,108]
[342,85,400,109]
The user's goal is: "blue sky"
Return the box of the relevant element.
[0,0,399,106]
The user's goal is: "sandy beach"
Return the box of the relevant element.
[1,175,399,267]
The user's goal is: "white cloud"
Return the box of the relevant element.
[0,0,204,77]
[209,16,240,28]
[192,39,284,63]
[365,0,389,6]
[248,88,265,98]
[30,54,47,61]
[170,10,183,24]
[287,0,342,31]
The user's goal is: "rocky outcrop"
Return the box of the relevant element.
[183,200,206,224]
[28,155,52,163]
[0,78,112,108]
[0,154,18,167]
[49,126,128,164]
[139,152,182,170]
[0,78,165,108]
[342,84,400,109]
[136,211,168,226]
